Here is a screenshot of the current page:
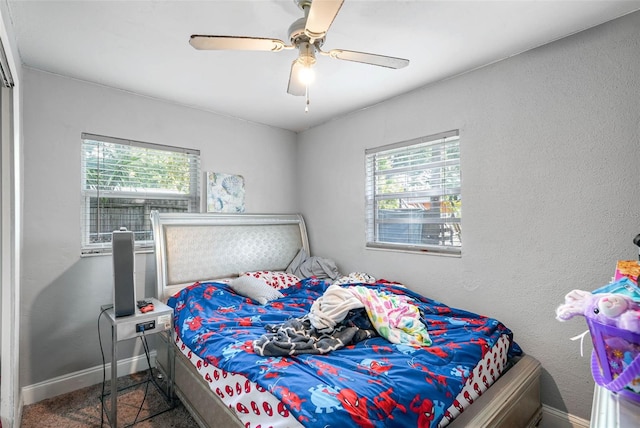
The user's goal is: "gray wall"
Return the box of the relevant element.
[20,68,298,386]
[296,11,640,420]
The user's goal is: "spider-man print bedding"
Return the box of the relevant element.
[169,277,522,428]
[172,329,511,428]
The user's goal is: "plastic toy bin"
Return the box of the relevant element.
[587,318,640,404]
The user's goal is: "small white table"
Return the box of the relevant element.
[590,385,640,427]
[101,297,174,428]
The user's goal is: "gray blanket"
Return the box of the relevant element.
[286,248,340,280]
[253,309,377,356]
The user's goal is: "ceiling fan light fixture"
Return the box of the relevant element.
[295,41,316,85]
[297,64,315,86]
[297,42,316,66]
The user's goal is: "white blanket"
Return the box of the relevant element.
[308,284,363,332]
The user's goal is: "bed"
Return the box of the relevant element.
[151,211,542,427]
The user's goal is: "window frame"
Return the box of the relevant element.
[365,130,461,256]
[80,133,201,255]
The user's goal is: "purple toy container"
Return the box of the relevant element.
[587,317,640,403]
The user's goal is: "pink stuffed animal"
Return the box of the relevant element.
[556,289,640,332]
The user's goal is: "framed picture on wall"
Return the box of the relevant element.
[206,171,245,213]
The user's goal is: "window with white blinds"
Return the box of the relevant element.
[365,130,461,255]
[80,133,200,254]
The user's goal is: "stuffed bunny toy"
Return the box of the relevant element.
[556,289,640,332]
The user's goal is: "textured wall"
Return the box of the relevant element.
[297,11,640,420]
[20,68,297,386]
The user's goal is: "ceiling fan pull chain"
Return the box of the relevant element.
[305,85,310,113]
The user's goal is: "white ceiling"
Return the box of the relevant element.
[8,1,640,132]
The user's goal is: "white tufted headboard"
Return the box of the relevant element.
[150,211,310,301]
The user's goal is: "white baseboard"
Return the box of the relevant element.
[21,351,157,406]
[541,404,590,428]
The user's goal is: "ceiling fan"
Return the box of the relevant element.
[189,0,409,111]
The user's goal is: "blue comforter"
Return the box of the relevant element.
[169,278,521,427]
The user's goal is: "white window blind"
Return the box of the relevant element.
[80,133,200,254]
[365,130,461,255]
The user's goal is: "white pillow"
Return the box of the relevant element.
[228,276,284,305]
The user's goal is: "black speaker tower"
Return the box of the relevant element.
[112,228,136,317]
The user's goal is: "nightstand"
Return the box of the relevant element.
[591,385,640,427]
[100,297,174,428]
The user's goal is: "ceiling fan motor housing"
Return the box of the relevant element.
[288,17,324,48]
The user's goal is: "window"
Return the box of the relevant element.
[81,133,200,254]
[365,130,461,255]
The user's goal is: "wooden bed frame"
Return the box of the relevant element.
[151,211,543,427]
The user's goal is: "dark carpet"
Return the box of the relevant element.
[22,371,199,427]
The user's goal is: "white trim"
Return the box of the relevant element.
[21,352,157,406]
[542,404,590,428]
[0,72,18,428]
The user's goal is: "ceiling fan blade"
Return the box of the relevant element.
[189,35,286,52]
[305,0,344,40]
[287,60,306,96]
[326,49,410,69]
